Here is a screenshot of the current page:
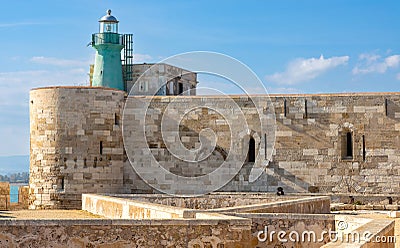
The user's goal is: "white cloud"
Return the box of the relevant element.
[386,55,400,67]
[30,56,90,67]
[266,55,349,85]
[134,53,153,63]
[352,53,400,75]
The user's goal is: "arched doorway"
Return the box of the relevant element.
[247,137,256,162]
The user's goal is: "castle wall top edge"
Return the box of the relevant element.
[30,86,126,92]
[29,86,400,97]
[127,91,400,99]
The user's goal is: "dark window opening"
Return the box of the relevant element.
[178,83,183,95]
[248,137,256,162]
[385,99,388,116]
[59,176,65,190]
[304,99,308,118]
[264,133,267,159]
[346,132,353,157]
[100,141,103,155]
[362,135,366,161]
[342,132,353,159]
[115,113,119,125]
[166,81,171,95]
[284,99,287,117]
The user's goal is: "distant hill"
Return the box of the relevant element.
[0,155,29,174]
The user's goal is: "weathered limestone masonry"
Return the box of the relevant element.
[122,95,269,194]
[29,88,400,209]
[29,87,126,209]
[0,182,10,210]
[123,93,400,196]
[0,219,252,248]
[126,63,198,95]
[269,93,400,194]
[17,186,29,209]
[81,194,333,248]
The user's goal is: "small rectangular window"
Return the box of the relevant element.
[115,113,119,125]
[342,131,353,159]
[178,83,183,95]
[58,176,65,190]
[100,141,103,155]
[346,132,353,157]
[247,137,256,163]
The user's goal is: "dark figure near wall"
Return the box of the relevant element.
[277,187,284,196]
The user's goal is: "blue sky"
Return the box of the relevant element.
[0,0,399,156]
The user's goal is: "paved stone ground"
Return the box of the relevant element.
[0,210,103,219]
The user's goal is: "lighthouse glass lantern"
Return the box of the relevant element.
[99,9,118,33]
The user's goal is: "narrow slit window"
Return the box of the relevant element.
[100,141,103,155]
[166,81,172,95]
[346,132,353,158]
[362,135,366,161]
[284,99,287,117]
[115,113,119,125]
[304,99,308,118]
[178,83,183,95]
[58,176,65,190]
[385,99,388,116]
[248,137,256,162]
[264,133,267,159]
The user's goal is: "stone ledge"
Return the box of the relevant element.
[332,204,399,211]
[182,196,330,217]
[231,213,336,221]
[0,217,251,226]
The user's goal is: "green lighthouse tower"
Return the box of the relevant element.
[91,10,124,90]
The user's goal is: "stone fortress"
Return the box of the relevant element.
[3,9,394,248]
[29,10,400,210]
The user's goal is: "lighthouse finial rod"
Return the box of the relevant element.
[107,9,112,15]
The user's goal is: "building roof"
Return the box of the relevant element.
[99,9,118,23]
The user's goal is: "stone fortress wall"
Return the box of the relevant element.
[29,86,400,209]
[29,87,126,209]
[268,93,400,195]
[124,93,400,195]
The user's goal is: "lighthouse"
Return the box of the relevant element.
[91,10,124,90]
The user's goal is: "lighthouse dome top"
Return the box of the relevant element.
[99,9,119,23]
